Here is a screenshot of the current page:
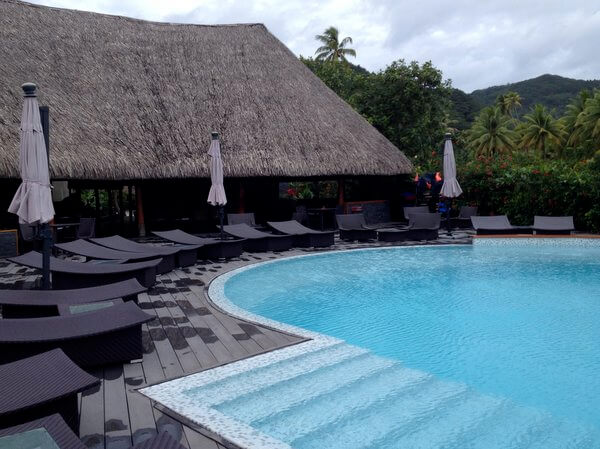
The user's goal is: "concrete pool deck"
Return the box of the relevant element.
[0,230,473,448]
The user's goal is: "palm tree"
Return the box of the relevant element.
[562,90,591,148]
[495,91,522,120]
[466,106,517,157]
[504,91,522,120]
[573,90,600,152]
[520,104,564,159]
[315,26,356,62]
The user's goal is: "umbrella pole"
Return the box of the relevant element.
[40,223,52,289]
[446,198,452,236]
[39,98,52,289]
[219,205,224,240]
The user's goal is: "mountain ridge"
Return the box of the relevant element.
[450,74,600,129]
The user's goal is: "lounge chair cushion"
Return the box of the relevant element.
[533,216,574,231]
[0,349,99,420]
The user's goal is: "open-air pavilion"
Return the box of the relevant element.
[0,0,413,239]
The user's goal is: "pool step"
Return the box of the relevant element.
[215,351,395,423]
[254,361,432,442]
[191,342,367,406]
[289,372,470,449]
[186,342,600,448]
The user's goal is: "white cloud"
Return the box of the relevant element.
[25,0,600,92]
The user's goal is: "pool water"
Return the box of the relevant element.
[146,240,600,448]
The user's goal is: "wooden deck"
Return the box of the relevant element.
[76,256,305,449]
[0,230,474,449]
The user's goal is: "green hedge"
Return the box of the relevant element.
[457,152,600,232]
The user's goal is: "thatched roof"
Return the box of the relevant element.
[0,0,412,180]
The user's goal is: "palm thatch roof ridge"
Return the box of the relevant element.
[0,0,412,180]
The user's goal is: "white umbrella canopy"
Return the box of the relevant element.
[440,136,463,198]
[207,134,227,206]
[8,84,55,224]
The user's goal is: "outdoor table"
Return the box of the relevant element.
[307,208,337,231]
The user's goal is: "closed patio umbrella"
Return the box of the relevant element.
[207,132,227,239]
[440,133,462,233]
[8,83,54,288]
[441,133,462,198]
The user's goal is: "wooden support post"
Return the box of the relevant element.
[128,185,133,224]
[118,187,124,233]
[338,178,345,211]
[136,185,146,237]
[239,181,245,213]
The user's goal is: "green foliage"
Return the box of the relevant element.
[520,104,564,158]
[285,182,315,200]
[302,57,451,159]
[459,153,599,232]
[314,26,356,62]
[465,106,517,156]
[495,91,522,119]
[303,30,599,232]
[301,57,366,109]
[573,90,600,151]
[448,88,481,130]
[358,60,452,160]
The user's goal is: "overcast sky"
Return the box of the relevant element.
[27,0,600,92]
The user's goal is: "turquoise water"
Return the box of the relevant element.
[178,242,600,448]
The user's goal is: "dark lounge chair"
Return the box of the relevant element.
[453,206,478,228]
[0,414,186,449]
[8,251,159,288]
[0,278,146,318]
[0,300,153,367]
[378,213,441,242]
[57,239,167,265]
[335,214,377,241]
[223,224,293,252]
[227,212,256,226]
[471,215,533,235]
[76,217,96,239]
[0,414,86,449]
[0,349,100,432]
[403,206,429,221]
[533,216,575,235]
[152,229,244,259]
[91,235,198,270]
[267,220,335,248]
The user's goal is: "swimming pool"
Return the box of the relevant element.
[142,239,600,448]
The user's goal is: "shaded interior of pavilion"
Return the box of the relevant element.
[1,175,415,239]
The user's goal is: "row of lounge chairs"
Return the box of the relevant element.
[1,234,190,446]
[1,236,186,446]
[471,215,575,235]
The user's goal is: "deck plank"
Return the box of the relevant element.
[79,368,105,449]
[138,291,186,379]
[175,287,235,364]
[103,364,132,449]
[153,277,202,373]
[123,363,158,445]
[182,426,220,449]
[162,272,220,369]
[152,408,190,449]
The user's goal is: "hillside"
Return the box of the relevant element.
[469,74,600,116]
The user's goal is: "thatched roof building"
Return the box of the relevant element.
[0,0,412,181]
